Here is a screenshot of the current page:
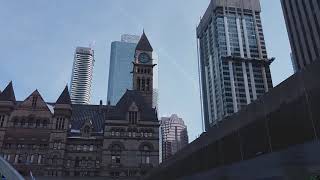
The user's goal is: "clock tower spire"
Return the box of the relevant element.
[132,31,156,108]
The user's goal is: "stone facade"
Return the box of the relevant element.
[0,33,159,179]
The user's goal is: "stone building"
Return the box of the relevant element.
[0,32,159,179]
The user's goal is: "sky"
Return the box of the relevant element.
[0,0,292,142]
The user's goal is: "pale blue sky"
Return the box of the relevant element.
[0,0,292,141]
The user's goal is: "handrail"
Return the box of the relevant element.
[0,157,24,180]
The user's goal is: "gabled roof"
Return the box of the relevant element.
[69,104,105,135]
[18,90,51,112]
[136,31,153,52]
[0,81,16,102]
[107,90,158,121]
[56,86,71,105]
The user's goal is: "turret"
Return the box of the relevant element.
[54,86,72,130]
[132,31,156,108]
[0,81,16,111]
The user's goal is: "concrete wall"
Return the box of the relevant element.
[142,61,320,180]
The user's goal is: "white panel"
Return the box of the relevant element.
[214,53,223,121]
[242,18,251,58]
[224,16,232,56]
[204,66,213,125]
[209,55,218,121]
[228,61,238,113]
[262,66,269,92]
[249,63,257,100]
[242,62,251,104]
[236,17,245,58]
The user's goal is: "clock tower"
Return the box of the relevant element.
[132,31,156,108]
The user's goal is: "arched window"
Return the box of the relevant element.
[111,144,122,165]
[52,155,58,165]
[146,78,150,91]
[28,119,34,127]
[141,78,145,91]
[55,118,59,129]
[36,119,40,128]
[84,126,90,134]
[43,120,48,128]
[75,157,80,167]
[137,78,141,91]
[0,115,5,127]
[56,117,66,130]
[21,119,26,127]
[37,155,42,164]
[141,145,151,165]
[129,111,138,125]
[13,119,19,127]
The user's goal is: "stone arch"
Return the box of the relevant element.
[108,141,125,151]
[138,142,154,151]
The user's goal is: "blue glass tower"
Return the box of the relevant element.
[107,35,140,105]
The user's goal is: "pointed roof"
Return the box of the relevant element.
[18,89,51,113]
[136,31,153,51]
[107,90,157,121]
[0,81,16,102]
[56,86,71,104]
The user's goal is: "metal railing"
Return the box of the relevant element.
[0,156,24,180]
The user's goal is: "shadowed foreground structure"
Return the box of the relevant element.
[143,61,320,180]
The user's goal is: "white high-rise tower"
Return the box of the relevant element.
[70,47,95,104]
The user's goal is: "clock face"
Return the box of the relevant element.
[138,53,150,64]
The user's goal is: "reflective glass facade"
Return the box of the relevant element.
[281,0,320,72]
[107,35,139,105]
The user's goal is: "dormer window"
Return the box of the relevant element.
[32,96,38,108]
[43,120,48,128]
[83,125,91,136]
[81,119,93,137]
[128,102,139,124]
[129,111,138,125]
[0,115,5,127]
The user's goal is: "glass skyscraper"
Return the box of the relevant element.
[70,47,95,105]
[197,0,273,131]
[107,34,140,105]
[281,0,320,72]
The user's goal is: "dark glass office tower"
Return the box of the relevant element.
[281,0,320,72]
[197,0,273,130]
